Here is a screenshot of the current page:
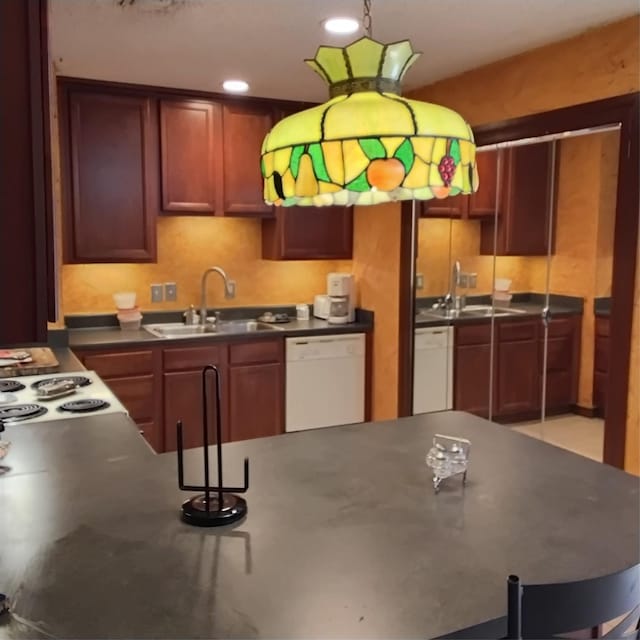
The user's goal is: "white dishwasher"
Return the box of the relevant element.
[286,333,365,432]
[413,326,454,414]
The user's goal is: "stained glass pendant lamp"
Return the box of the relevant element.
[261,1,478,207]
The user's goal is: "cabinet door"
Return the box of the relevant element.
[62,88,157,262]
[497,321,539,416]
[262,206,353,260]
[454,343,492,417]
[468,149,499,218]
[479,141,555,256]
[160,99,220,213]
[420,195,467,219]
[503,142,554,255]
[1,0,55,344]
[540,317,580,412]
[222,102,274,216]
[228,362,283,441]
[163,370,227,451]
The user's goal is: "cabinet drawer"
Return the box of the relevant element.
[229,339,281,365]
[163,344,224,371]
[104,375,154,421]
[455,323,492,346]
[498,320,537,342]
[82,350,154,377]
[546,316,578,338]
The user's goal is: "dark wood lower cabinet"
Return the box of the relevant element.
[593,316,610,417]
[454,323,493,418]
[75,347,162,452]
[453,315,581,421]
[75,336,285,453]
[496,320,539,417]
[163,370,226,451]
[229,363,283,441]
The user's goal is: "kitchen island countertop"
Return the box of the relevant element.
[0,411,638,639]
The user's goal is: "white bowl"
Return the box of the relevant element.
[494,278,512,292]
[113,291,137,309]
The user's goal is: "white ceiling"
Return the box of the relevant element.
[49,0,639,102]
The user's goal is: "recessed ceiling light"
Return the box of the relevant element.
[323,17,360,35]
[222,79,249,93]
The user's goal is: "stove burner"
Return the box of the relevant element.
[31,376,91,391]
[0,380,25,393]
[58,399,110,414]
[0,403,47,423]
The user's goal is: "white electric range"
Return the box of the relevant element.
[0,371,129,425]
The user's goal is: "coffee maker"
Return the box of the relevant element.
[327,273,356,324]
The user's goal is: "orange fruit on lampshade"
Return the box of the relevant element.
[366,158,405,192]
[432,185,452,199]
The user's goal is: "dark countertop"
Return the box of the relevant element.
[594,297,611,318]
[415,293,583,328]
[51,347,85,372]
[67,316,372,350]
[1,411,638,639]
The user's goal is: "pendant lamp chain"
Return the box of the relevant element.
[363,0,373,37]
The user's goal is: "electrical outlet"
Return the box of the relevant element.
[416,273,424,290]
[226,280,236,299]
[164,282,177,302]
[150,284,163,303]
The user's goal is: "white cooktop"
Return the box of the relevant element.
[0,370,129,424]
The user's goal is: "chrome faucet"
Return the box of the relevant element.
[441,260,463,310]
[200,266,235,325]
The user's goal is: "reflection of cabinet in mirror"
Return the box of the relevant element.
[480,141,557,256]
[593,315,610,417]
[420,150,498,219]
[453,314,581,420]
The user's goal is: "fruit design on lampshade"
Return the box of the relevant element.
[261,37,478,207]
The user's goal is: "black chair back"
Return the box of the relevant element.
[507,563,640,639]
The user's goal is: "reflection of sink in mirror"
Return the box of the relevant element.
[145,320,283,339]
[416,305,527,320]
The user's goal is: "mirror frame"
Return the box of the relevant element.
[398,92,639,470]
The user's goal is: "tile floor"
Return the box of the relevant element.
[510,414,604,462]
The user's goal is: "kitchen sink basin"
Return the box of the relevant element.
[416,305,528,321]
[144,320,283,339]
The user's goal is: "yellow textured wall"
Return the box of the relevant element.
[410,15,639,473]
[62,216,351,313]
[409,17,639,126]
[352,203,401,421]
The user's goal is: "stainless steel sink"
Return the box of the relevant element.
[144,320,283,339]
[216,320,284,334]
[416,305,528,321]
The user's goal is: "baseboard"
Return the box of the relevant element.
[571,404,598,418]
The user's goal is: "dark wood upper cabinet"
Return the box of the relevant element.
[468,149,499,218]
[60,86,157,262]
[1,0,55,343]
[159,99,221,214]
[420,150,498,219]
[222,102,274,216]
[262,206,353,260]
[420,194,467,219]
[480,141,556,255]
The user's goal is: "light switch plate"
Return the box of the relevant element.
[164,282,177,302]
[416,273,424,290]
[151,284,163,303]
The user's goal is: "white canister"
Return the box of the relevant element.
[296,304,310,320]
